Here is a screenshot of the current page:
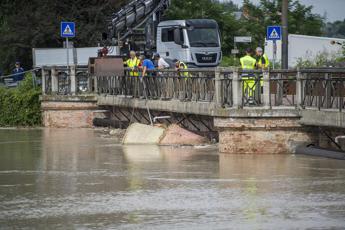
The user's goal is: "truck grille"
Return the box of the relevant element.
[195,53,217,63]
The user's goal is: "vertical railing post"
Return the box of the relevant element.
[262,69,270,108]
[51,66,58,94]
[94,76,98,94]
[87,74,92,93]
[276,73,283,105]
[296,68,303,109]
[325,73,332,108]
[232,68,242,109]
[214,67,222,107]
[70,64,76,95]
[41,67,47,95]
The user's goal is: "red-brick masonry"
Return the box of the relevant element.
[41,101,106,128]
[215,117,318,154]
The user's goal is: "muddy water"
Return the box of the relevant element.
[0,129,345,229]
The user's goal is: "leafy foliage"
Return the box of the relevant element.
[165,0,241,56]
[324,19,345,39]
[0,74,41,126]
[0,0,125,73]
[166,0,324,57]
[0,0,326,71]
[220,56,240,67]
[295,50,344,68]
[241,0,324,47]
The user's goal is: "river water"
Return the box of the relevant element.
[0,129,345,229]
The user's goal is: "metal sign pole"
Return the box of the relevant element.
[66,37,70,71]
[234,39,237,63]
[273,40,277,69]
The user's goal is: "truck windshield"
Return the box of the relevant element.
[187,28,220,47]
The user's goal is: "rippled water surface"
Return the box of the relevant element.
[0,128,345,229]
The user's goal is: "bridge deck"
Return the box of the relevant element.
[40,66,345,129]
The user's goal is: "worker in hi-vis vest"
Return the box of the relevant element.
[240,48,257,98]
[174,59,190,101]
[174,59,189,77]
[255,47,270,69]
[124,51,140,76]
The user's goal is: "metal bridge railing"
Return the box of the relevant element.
[41,65,90,95]
[269,70,298,107]
[300,70,345,111]
[41,66,345,112]
[95,68,219,103]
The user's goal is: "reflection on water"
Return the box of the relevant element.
[0,129,345,229]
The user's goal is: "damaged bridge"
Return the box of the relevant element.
[40,66,345,154]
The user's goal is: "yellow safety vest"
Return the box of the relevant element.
[179,62,189,77]
[125,57,140,76]
[240,55,256,70]
[257,53,270,68]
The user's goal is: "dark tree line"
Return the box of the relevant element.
[325,19,345,39]
[0,0,327,73]
[0,0,126,73]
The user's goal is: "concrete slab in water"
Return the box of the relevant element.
[123,123,165,145]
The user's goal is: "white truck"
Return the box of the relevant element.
[108,0,222,67]
[156,19,221,67]
[265,34,345,67]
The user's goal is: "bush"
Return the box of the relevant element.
[296,50,344,68]
[220,55,240,67]
[0,73,41,126]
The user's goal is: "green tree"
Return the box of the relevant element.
[165,0,241,55]
[241,0,324,47]
[324,19,345,39]
[0,0,325,71]
[165,0,324,56]
[0,0,125,73]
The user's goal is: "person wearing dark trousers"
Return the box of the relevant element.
[139,55,156,99]
[12,61,25,83]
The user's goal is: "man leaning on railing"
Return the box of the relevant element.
[139,54,156,99]
[153,53,171,99]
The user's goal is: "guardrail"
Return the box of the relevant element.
[41,65,90,95]
[41,66,345,112]
[95,68,217,102]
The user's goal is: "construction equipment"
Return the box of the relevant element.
[104,0,222,67]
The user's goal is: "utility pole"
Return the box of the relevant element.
[281,0,289,69]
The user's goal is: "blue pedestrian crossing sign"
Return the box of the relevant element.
[267,26,281,41]
[61,22,75,38]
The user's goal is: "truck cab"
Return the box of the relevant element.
[156,19,222,67]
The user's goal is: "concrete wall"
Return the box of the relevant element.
[300,109,345,128]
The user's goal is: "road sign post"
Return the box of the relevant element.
[267,26,282,69]
[273,40,277,69]
[233,36,252,64]
[61,22,76,71]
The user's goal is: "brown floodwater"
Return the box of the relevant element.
[0,128,345,229]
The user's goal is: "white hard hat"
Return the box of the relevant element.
[256,47,263,52]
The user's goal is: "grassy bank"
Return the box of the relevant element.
[0,74,41,126]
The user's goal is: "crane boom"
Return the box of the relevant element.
[109,0,170,52]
